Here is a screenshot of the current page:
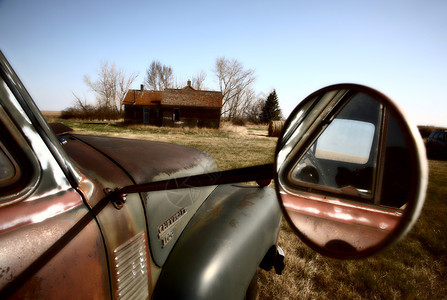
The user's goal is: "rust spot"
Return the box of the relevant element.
[229,219,238,228]
[244,192,260,200]
[212,206,221,217]
[195,205,223,228]
[0,266,11,279]
[238,199,255,209]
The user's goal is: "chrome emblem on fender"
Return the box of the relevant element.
[158,207,187,247]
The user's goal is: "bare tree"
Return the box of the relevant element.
[144,60,174,90]
[214,57,256,119]
[245,96,265,123]
[72,92,91,112]
[84,61,138,113]
[237,88,257,118]
[191,70,207,90]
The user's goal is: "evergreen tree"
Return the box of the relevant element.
[260,89,282,123]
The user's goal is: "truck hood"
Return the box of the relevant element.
[66,134,218,266]
[72,134,218,184]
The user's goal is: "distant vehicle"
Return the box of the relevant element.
[427,129,447,159]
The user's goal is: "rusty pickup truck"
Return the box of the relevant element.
[0,50,427,299]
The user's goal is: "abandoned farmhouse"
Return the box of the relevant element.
[123,81,222,128]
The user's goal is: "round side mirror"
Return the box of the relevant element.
[275,84,428,258]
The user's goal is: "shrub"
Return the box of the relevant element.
[61,105,123,120]
[231,117,247,126]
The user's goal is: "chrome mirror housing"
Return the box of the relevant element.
[275,84,428,258]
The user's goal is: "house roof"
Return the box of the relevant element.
[123,84,222,108]
[122,90,163,106]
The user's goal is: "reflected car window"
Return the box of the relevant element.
[315,119,375,164]
[291,92,381,197]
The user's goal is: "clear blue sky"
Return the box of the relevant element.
[1,0,446,126]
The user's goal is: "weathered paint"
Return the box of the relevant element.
[73,134,217,183]
[0,54,111,298]
[71,134,219,267]
[152,184,282,300]
[281,190,401,253]
[9,208,111,299]
[62,135,157,295]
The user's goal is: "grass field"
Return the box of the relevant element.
[55,120,447,299]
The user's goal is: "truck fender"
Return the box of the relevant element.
[152,184,282,300]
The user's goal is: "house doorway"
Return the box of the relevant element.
[173,108,180,121]
[143,108,150,124]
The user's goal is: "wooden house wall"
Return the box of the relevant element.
[124,105,220,128]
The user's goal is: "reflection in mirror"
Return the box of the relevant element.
[315,119,375,164]
[276,84,427,258]
[289,92,382,199]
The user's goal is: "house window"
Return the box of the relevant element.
[173,108,180,121]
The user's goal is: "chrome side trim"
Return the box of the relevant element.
[114,232,149,300]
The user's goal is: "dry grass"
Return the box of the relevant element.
[41,111,62,122]
[55,120,447,299]
[59,120,274,170]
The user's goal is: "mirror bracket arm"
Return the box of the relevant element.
[104,163,274,206]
